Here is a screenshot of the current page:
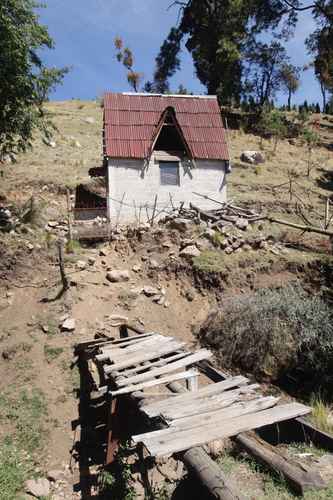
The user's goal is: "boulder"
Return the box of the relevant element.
[179,245,201,259]
[241,151,265,164]
[106,270,130,282]
[25,478,50,498]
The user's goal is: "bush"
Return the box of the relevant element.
[198,285,333,381]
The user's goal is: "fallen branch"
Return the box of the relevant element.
[268,217,333,237]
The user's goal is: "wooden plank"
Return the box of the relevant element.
[110,370,198,396]
[96,335,163,361]
[161,384,260,421]
[141,375,249,417]
[140,403,311,457]
[142,375,249,417]
[115,349,212,386]
[104,339,186,374]
[110,331,155,344]
[116,351,190,377]
[101,334,165,358]
[134,397,279,442]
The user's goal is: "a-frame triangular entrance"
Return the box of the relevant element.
[147,106,193,161]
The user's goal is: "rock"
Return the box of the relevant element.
[74,140,81,148]
[164,301,170,308]
[241,151,265,164]
[232,240,241,250]
[149,259,159,269]
[132,264,141,272]
[61,318,76,332]
[143,286,160,297]
[99,248,108,257]
[108,315,129,326]
[76,260,87,270]
[84,117,95,124]
[152,294,163,303]
[180,238,195,249]
[162,240,172,248]
[185,289,196,302]
[41,324,49,334]
[43,138,57,148]
[169,218,191,232]
[204,228,216,240]
[47,470,64,482]
[26,243,34,251]
[88,257,96,266]
[224,246,233,254]
[288,138,297,146]
[106,270,130,282]
[179,245,201,259]
[25,478,50,497]
[259,240,269,250]
[235,218,249,230]
[243,244,252,251]
[141,255,149,262]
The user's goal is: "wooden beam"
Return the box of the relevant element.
[235,432,326,495]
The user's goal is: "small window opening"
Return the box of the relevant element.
[154,125,185,152]
[159,162,179,186]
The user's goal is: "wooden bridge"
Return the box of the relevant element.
[77,330,332,499]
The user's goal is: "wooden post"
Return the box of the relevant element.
[186,368,199,392]
[150,194,158,226]
[106,395,121,465]
[325,198,330,229]
[66,188,73,241]
[57,241,69,292]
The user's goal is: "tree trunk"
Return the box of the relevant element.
[287,90,291,111]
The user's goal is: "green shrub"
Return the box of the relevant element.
[198,285,333,381]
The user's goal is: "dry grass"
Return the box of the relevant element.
[310,395,333,434]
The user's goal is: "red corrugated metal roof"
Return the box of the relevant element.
[103,93,229,161]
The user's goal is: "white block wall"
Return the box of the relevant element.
[107,156,227,223]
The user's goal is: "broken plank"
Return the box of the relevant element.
[115,349,212,386]
[134,397,279,442]
[161,384,260,421]
[110,370,198,396]
[104,340,186,374]
[141,403,311,457]
[142,375,249,417]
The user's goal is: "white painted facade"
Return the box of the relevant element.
[107,154,228,223]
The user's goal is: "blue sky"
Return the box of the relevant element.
[38,1,321,106]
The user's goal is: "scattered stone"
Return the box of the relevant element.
[26,242,34,251]
[162,240,172,248]
[108,315,128,326]
[74,140,81,148]
[43,138,57,148]
[157,295,166,306]
[152,294,163,303]
[61,318,76,332]
[141,255,149,261]
[235,218,249,230]
[224,246,233,254]
[106,270,130,283]
[243,244,252,251]
[149,259,159,269]
[41,324,49,334]
[25,478,50,498]
[47,470,64,482]
[164,301,170,308]
[259,240,269,250]
[84,117,95,124]
[232,240,241,250]
[143,286,160,297]
[88,257,96,266]
[241,151,265,164]
[180,238,195,249]
[169,218,191,232]
[204,228,216,240]
[288,138,297,146]
[99,248,108,257]
[132,264,141,272]
[179,245,201,259]
[76,260,87,270]
[185,289,196,302]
